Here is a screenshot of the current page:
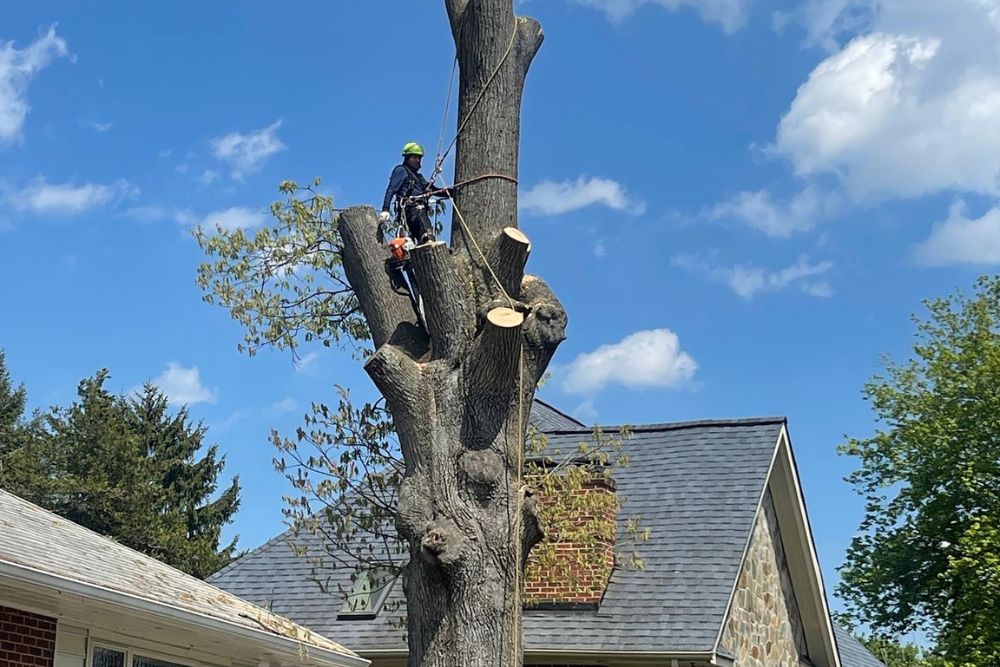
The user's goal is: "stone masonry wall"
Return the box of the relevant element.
[721,489,809,666]
[0,605,57,667]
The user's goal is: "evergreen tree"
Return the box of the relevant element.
[0,349,27,442]
[125,384,241,577]
[2,364,241,579]
[0,349,49,502]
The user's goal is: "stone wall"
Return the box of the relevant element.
[721,489,810,666]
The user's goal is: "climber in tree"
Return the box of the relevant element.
[380,142,450,245]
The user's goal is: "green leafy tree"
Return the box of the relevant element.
[860,636,948,667]
[838,275,1000,666]
[2,366,240,578]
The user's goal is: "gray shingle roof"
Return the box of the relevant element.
[834,624,888,667]
[529,398,586,431]
[210,417,785,654]
[0,489,359,661]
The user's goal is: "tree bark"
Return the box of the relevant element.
[339,2,559,666]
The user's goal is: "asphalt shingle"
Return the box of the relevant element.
[834,624,888,667]
[0,490,358,660]
[210,416,785,654]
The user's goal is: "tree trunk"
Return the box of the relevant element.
[338,2,559,666]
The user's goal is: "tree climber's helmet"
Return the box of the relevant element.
[401,142,425,157]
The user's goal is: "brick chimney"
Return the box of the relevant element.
[524,470,618,608]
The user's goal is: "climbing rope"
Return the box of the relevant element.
[432,57,459,183]
[431,26,519,183]
[451,196,529,667]
[449,198,514,310]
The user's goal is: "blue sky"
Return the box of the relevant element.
[2,0,998,611]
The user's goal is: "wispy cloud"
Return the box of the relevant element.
[520,176,644,216]
[0,26,69,146]
[6,177,136,215]
[294,350,320,373]
[148,362,217,406]
[268,396,299,416]
[562,329,697,395]
[211,119,285,180]
[707,186,839,238]
[199,206,266,231]
[672,253,834,299]
[197,169,219,187]
[914,201,1000,266]
[568,0,750,33]
[89,120,113,133]
[119,205,197,225]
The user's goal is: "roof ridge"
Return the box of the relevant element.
[532,397,586,427]
[210,522,297,581]
[542,416,787,435]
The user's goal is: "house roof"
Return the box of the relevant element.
[210,417,785,655]
[0,489,365,667]
[209,409,883,667]
[528,398,586,431]
[834,625,887,667]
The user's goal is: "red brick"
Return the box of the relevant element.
[0,606,56,667]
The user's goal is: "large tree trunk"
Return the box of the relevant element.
[338,2,559,666]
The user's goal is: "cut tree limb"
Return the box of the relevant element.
[409,242,473,361]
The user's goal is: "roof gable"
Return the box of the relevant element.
[714,426,842,667]
[211,417,786,656]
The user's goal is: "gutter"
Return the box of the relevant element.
[0,560,369,667]
[362,647,734,665]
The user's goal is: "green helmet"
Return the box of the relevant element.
[401,142,425,157]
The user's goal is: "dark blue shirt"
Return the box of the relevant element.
[382,164,430,212]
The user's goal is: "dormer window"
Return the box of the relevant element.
[337,568,395,620]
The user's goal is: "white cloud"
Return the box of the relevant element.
[672,253,834,299]
[520,176,645,216]
[594,240,607,257]
[216,408,253,433]
[89,120,113,133]
[200,206,266,231]
[120,205,197,225]
[569,0,750,32]
[211,119,285,180]
[120,205,169,223]
[773,0,877,50]
[7,178,135,215]
[708,186,839,237]
[294,350,320,372]
[197,169,219,186]
[772,1,1000,202]
[914,201,1000,266]
[0,26,69,146]
[562,329,697,395]
[149,362,217,406]
[268,396,299,415]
